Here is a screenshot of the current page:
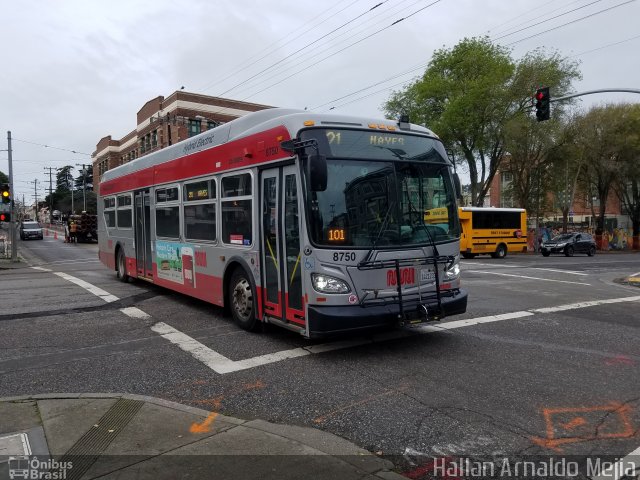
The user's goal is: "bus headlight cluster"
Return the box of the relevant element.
[444,261,460,280]
[311,274,351,294]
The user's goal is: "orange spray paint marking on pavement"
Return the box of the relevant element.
[190,412,219,433]
[531,402,635,452]
[190,380,266,434]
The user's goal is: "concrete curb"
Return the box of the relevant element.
[0,393,405,479]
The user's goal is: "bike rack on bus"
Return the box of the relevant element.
[356,255,456,324]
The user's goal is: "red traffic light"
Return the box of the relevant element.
[535,87,550,121]
[0,213,6,221]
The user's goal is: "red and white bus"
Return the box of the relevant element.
[98,108,467,337]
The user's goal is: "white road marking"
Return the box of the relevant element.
[52,271,120,303]
[120,307,151,319]
[31,266,52,272]
[466,270,591,286]
[532,295,640,313]
[150,321,239,374]
[464,263,590,276]
[531,267,589,276]
[414,311,534,332]
[40,266,640,375]
[591,445,640,480]
[462,262,520,268]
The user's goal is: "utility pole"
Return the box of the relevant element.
[44,166,56,223]
[6,132,17,261]
[32,179,39,220]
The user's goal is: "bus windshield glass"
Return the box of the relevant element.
[301,129,459,248]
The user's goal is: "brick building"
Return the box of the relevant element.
[92,90,272,192]
[488,167,629,232]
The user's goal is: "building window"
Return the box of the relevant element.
[189,119,201,137]
[152,130,158,148]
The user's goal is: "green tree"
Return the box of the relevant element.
[611,104,640,248]
[56,165,74,193]
[575,104,634,235]
[384,38,581,206]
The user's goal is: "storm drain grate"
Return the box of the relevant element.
[55,398,144,480]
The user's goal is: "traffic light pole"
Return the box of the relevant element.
[7,131,17,262]
[551,88,640,103]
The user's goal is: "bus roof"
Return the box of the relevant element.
[100,108,438,185]
[460,207,526,212]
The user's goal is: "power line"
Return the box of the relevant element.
[198,0,363,93]
[12,138,91,156]
[503,0,636,46]
[488,0,585,37]
[229,0,424,99]
[485,0,557,34]
[492,0,606,41]
[234,0,444,102]
[215,1,390,98]
[311,61,427,110]
[568,32,640,57]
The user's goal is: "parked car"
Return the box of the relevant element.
[19,221,44,240]
[541,232,596,257]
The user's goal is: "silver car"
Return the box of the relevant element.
[19,221,44,240]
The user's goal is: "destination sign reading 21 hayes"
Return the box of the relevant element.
[322,130,448,161]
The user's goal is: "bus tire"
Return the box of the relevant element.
[116,248,130,283]
[491,244,507,259]
[461,253,476,259]
[228,268,258,331]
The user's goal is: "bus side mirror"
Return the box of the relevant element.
[307,154,327,192]
[453,173,462,200]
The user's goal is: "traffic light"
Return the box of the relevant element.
[535,87,550,122]
[0,212,9,222]
[1,183,9,204]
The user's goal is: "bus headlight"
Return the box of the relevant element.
[444,261,460,280]
[311,274,351,294]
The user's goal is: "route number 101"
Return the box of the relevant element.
[328,228,345,241]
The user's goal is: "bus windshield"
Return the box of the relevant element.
[302,129,460,248]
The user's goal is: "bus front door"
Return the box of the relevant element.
[260,165,305,327]
[134,189,152,278]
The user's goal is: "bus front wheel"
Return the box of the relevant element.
[228,268,258,331]
[116,248,130,283]
[491,244,507,259]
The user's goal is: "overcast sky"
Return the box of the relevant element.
[2,0,639,203]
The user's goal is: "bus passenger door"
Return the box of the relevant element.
[134,189,152,278]
[260,166,305,326]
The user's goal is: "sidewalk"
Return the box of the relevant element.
[0,393,404,480]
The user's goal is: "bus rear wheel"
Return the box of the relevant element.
[491,244,507,259]
[461,252,476,259]
[116,248,129,283]
[228,268,258,331]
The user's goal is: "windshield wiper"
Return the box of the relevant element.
[374,146,407,160]
[401,174,440,258]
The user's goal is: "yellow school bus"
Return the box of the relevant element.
[458,207,527,259]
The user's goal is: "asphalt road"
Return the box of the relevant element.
[3,229,640,476]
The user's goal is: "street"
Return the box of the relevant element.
[2,229,640,476]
